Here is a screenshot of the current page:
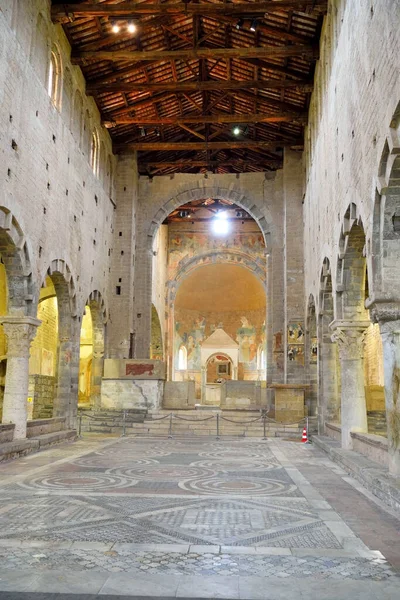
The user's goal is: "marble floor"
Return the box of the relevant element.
[0,435,399,599]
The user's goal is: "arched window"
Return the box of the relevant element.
[178,346,187,370]
[47,48,62,108]
[90,131,99,175]
[257,345,266,371]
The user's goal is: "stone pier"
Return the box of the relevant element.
[330,320,370,450]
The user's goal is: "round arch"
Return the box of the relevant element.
[78,290,107,408]
[370,100,400,303]
[169,251,267,306]
[147,184,273,248]
[0,206,34,316]
[36,259,78,425]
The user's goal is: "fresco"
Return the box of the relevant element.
[175,310,265,374]
[236,317,257,368]
[168,231,265,275]
[310,337,318,363]
[288,323,304,344]
[287,344,304,365]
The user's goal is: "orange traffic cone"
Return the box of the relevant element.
[301,426,308,443]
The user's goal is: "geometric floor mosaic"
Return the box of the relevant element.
[0,435,399,593]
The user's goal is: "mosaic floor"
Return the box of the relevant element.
[0,435,399,598]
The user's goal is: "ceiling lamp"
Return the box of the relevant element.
[127,21,137,33]
[250,19,258,32]
[212,211,230,236]
[235,18,244,30]
[232,126,241,136]
[111,22,120,33]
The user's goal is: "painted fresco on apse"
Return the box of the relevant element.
[168,232,265,271]
[175,313,264,372]
[235,317,257,368]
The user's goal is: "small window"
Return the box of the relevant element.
[90,131,99,175]
[178,346,187,370]
[257,345,266,371]
[47,49,62,108]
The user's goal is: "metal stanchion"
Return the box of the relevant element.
[216,413,220,440]
[168,413,173,438]
[122,410,126,437]
[263,415,267,440]
[78,414,82,437]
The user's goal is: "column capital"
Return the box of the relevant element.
[329,320,370,360]
[0,316,41,357]
[366,300,400,333]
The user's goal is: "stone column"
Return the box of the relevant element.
[318,315,340,434]
[0,316,41,439]
[330,320,370,450]
[369,303,400,476]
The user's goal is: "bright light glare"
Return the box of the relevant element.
[212,212,230,235]
[112,24,120,33]
[233,126,240,135]
[127,22,136,33]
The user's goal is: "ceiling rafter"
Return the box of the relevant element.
[52,0,325,174]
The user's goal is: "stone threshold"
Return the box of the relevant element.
[312,435,400,512]
[0,430,77,463]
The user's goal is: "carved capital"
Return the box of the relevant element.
[0,316,41,358]
[329,320,369,361]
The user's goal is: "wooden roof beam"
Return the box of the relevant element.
[72,45,318,64]
[53,2,328,22]
[87,78,313,94]
[114,140,303,152]
[104,112,307,127]
[140,160,282,169]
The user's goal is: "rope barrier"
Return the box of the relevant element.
[148,413,173,421]
[220,415,263,425]
[173,414,215,422]
[77,409,310,438]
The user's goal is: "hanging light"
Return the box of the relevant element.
[232,126,241,136]
[212,211,230,236]
[111,22,120,33]
[250,19,258,32]
[127,21,137,34]
[235,18,244,30]
[140,127,146,137]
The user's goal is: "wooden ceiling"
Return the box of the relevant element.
[52,1,326,176]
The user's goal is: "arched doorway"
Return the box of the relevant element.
[29,277,58,419]
[30,260,77,427]
[0,207,37,439]
[78,305,93,406]
[318,258,340,432]
[80,291,107,409]
[332,207,384,448]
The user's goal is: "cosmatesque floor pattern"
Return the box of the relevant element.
[0,435,399,599]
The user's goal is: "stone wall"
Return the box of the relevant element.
[29,374,55,419]
[0,0,114,318]
[303,0,400,305]
[133,167,305,391]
